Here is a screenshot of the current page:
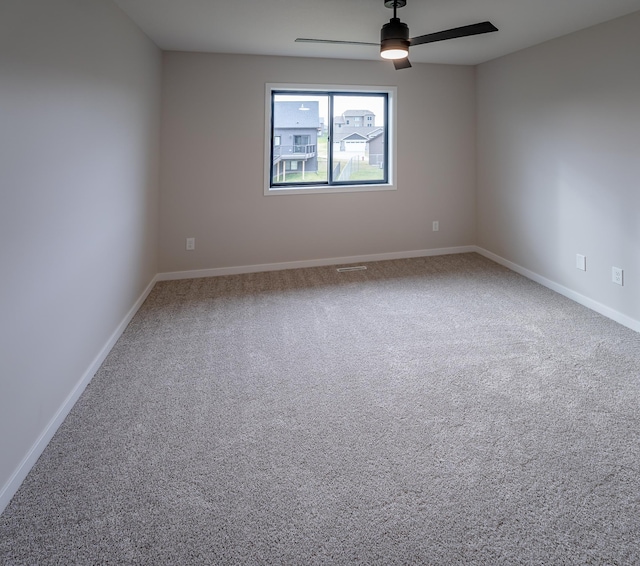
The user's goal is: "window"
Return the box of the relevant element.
[293,135,310,149]
[265,84,396,195]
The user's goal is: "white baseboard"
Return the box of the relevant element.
[156,245,477,281]
[475,247,640,334]
[0,275,159,515]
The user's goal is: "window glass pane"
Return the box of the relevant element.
[272,94,328,185]
[331,95,386,183]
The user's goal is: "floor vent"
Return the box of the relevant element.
[337,266,367,272]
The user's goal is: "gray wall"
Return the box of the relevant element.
[477,12,640,324]
[159,53,477,273]
[0,0,161,507]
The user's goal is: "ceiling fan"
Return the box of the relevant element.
[296,0,498,70]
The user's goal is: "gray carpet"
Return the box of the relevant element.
[2,253,640,564]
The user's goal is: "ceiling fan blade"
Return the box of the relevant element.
[393,57,412,70]
[295,38,379,46]
[409,21,498,47]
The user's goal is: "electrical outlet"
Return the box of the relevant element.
[432,221,439,232]
[186,237,195,251]
[612,266,623,286]
[576,254,586,271]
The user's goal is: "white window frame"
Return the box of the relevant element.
[264,83,397,196]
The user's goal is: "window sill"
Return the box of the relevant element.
[265,183,396,196]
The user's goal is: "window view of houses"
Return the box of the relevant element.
[271,93,386,186]
[272,99,324,183]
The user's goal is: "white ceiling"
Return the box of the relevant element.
[113,0,640,65]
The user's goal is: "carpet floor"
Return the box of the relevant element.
[1,253,640,564]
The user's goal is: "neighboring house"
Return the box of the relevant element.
[273,101,319,181]
[332,110,381,159]
[333,127,384,158]
[334,131,369,154]
[365,130,385,167]
[335,109,376,129]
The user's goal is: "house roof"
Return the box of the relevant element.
[335,132,369,142]
[342,109,375,117]
[273,101,320,129]
[333,127,383,142]
[366,130,384,141]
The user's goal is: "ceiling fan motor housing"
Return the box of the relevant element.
[380,17,410,56]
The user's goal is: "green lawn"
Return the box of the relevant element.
[343,161,385,181]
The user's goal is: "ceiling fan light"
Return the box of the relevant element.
[380,45,409,60]
[380,17,409,60]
